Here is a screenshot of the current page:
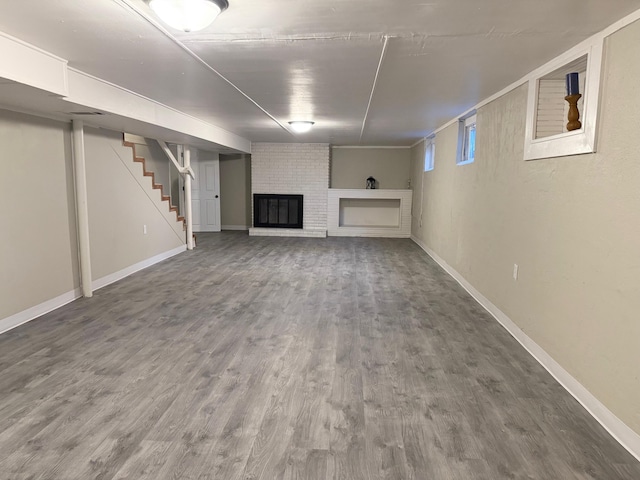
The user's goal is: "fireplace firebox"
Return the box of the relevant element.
[253,194,303,229]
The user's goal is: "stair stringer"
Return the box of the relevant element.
[122,140,186,238]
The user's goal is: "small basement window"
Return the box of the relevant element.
[424,136,435,171]
[524,39,603,160]
[534,55,587,139]
[457,113,476,165]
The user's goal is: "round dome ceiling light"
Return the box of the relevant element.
[148,0,229,32]
[288,121,315,133]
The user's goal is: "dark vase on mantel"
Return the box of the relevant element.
[366,176,377,189]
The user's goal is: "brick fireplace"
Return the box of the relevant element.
[249,143,330,238]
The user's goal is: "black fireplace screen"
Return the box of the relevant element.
[253,194,303,229]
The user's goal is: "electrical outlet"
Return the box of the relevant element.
[143,225,147,235]
[513,264,519,280]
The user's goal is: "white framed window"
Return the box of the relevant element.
[424,136,435,172]
[524,38,603,160]
[457,113,476,165]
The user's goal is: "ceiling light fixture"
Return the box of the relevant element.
[288,121,315,133]
[148,0,229,32]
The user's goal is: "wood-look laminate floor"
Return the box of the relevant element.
[1,232,639,480]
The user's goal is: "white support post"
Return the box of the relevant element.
[184,146,194,250]
[71,120,93,297]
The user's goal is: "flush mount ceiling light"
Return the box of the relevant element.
[148,0,229,32]
[288,121,315,133]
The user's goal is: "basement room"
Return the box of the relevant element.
[1,0,639,478]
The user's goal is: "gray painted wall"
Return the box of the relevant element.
[0,113,185,325]
[0,110,79,320]
[410,20,640,435]
[220,153,251,229]
[84,128,185,281]
[331,147,411,189]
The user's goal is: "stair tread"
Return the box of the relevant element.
[123,137,186,228]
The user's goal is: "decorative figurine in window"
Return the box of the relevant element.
[366,176,377,189]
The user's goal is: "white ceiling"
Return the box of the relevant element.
[0,0,639,147]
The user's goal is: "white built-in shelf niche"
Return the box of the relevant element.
[327,189,412,238]
[524,38,604,161]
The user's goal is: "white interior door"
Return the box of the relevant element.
[191,154,221,232]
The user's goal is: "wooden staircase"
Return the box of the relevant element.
[123,140,185,227]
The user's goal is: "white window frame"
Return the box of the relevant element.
[424,136,435,172]
[523,38,603,160]
[457,113,476,165]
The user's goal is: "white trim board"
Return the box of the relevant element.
[249,227,327,238]
[221,225,249,231]
[332,145,411,150]
[0,288,82,336]
[410,137,426,149]
[411,235,640,462]
[92,244,186,291]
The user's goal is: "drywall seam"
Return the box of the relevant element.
[92,244,186,291]
[0,289,82,336]
[411,235,640,463]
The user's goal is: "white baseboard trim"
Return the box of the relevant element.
[92,244,187,292]
[411,235,640,462]
[0,244,187,337]
[221,225,249,231]
[0,288,82,336]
